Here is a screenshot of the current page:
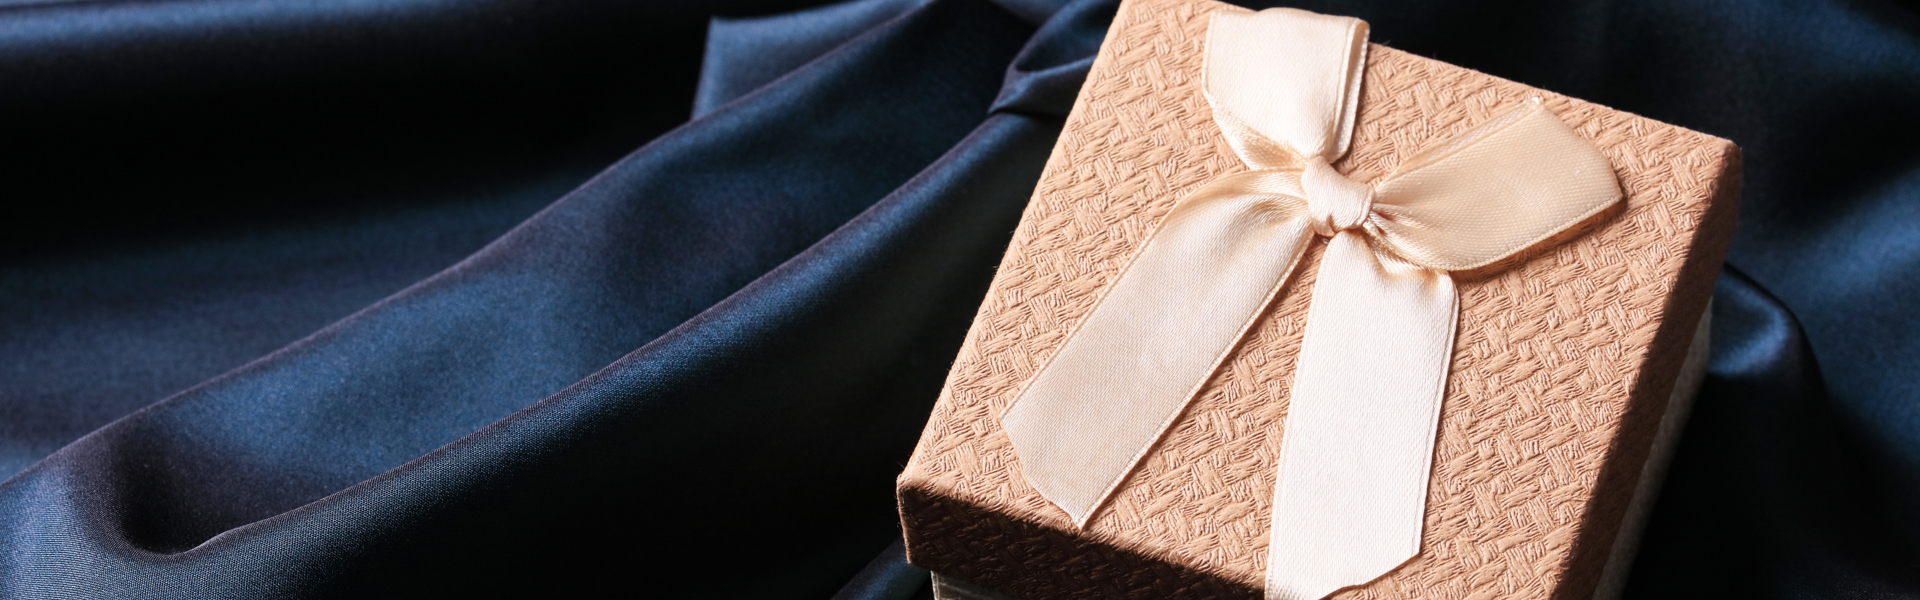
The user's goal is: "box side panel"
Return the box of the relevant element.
[901,482,1260,599]
[1553,144,1741,600]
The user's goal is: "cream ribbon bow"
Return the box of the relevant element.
[1000,8,1622,600]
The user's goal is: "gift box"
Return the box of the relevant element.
[895,0,1739,598]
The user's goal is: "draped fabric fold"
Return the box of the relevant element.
[999,8,1622,599]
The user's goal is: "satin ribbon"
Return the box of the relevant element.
[1000,8,1622,600]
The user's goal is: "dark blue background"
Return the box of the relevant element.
[0,0,1913,597]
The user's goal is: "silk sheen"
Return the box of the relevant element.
[999,8,1622,599]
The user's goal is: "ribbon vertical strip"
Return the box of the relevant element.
[1000,7,1621,600]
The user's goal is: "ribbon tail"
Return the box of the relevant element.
[1002,186,1314,527]
[1265,233,1456,600]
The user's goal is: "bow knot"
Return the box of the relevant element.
[1301,156,1374,237]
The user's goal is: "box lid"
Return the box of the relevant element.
[898,0,1740,597]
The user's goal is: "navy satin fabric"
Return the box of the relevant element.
[0,0,1913,597]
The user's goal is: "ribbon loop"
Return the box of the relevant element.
[1370,98,1624,271]
[1000,8,1622,599]
[1205,8,1368,163]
